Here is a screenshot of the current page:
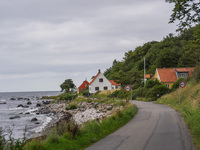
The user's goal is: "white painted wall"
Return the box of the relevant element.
[89,72,112,94]
[111,85,121,89]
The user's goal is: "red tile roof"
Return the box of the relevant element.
[175,68,189,72]
[185,67,195,76]
[157,68,177,83]
[109,80,121,86]
[157,67,195,83]
[145,74,151,79]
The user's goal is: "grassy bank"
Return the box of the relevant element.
[24,101,137,150]
[156,81,200,149]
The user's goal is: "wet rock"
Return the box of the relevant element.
[23,105,29,108]
[35,122,40,124]
[17,104,24,107]
[0,102,6,104]
[10,98,16,100]
[25,112,30,115]
[42,101,50,105]
[31,118,38,122]
[36,103,42,107]
[10,116,21,119]
[27,101,32,105]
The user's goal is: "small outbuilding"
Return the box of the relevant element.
[78,80,89,94]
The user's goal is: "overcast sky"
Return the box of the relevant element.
[0,0,178,92]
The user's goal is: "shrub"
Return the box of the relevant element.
[108,89,129,99]
[66,102,78,110]
[147,85,171,101]
[145,79,161,89]
[192,65,200,83]
[132,87,148,98]
[171,78,184,91]
[59,93,78,101]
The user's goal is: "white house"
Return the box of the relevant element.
[89,69,121,94]
[110,80,121,89]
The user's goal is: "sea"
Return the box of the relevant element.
[0,91,61,140]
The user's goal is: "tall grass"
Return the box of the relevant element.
[157,81,200,149]
[24,103,137,150]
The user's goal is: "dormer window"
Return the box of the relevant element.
[99,78,103,82]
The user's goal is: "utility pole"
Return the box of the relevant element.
[144,57,146,86]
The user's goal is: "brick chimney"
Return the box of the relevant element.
[98,69,101,73]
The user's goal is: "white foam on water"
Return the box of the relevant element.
[30,116,52,133]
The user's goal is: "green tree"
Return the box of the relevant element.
[60,79,75,93]
[166,0,200,31]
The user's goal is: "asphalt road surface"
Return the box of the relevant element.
[86,101,195,150]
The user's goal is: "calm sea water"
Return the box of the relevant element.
[0,91,61,140]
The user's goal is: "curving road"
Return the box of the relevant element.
[86,101,195,150]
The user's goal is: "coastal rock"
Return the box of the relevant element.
[0,102,7,104]
[27,101,32,105]
[10,116,21,119]
[35,122,40,124]
[23,105,29,108]
[17,104,24,107]
[36,103,42,107]
[10,98,16,100]
[106,105,113,110]
[31,118,38,122]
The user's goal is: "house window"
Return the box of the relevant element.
[99,78,103,82]
[95,87,99,91]
[104,86,108,90]
[166,84,170,88]
[112,87,114,89]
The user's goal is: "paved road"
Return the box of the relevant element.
[86,101,195,150]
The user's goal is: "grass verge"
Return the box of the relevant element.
[156,82,200,149]
[23,102,138,150]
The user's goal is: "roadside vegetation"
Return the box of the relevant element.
[156,66,200,149]
[23,93,137,150]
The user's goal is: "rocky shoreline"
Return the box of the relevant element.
[30,100,123,138]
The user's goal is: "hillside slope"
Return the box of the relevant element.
[157,80,200,149]
[104,24,200,88]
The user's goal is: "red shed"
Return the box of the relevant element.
[78,80,89,93]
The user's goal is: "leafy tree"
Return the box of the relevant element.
[166,0,200,31]
[171,78,184,90]
[60,79,75,93]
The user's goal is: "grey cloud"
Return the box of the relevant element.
[0,0,177,92]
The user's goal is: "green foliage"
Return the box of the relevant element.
[0,127,26,150]
[156,81,200,149]
[192,65,200,83]
[147,85,171,100]
[24,103,138,150]
[108,89,130,100]
[104,25,199,90]
[59,93,78,101]
[82,88,90,97]
[60,79,75,93]
[171,78,184,91]
[166,0,200,31]
[145,79,161,88]
[66,102,78,110]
